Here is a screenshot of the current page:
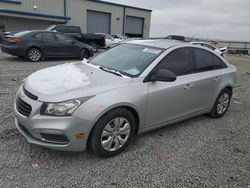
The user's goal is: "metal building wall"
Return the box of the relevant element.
[0,15,56,31]
[0,0,64,17]
[65,0,85,29]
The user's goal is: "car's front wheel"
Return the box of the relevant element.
[90,108,135,157]
[26,48,42,62]
[209,88,232,118]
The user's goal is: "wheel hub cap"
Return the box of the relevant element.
[30,50,40,61]
[101,117,131,152]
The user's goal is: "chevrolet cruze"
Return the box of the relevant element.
[14,39,237,157]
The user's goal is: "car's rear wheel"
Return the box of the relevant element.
[209,89,232,118]
[79,49,89,60]
[26,48,42,62]
[90,108,135,157]
[89,42,98,52]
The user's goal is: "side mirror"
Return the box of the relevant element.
[150,69,177,82]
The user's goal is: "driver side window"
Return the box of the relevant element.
[155,48,193,76]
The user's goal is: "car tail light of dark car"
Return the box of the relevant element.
[6,37,22,43]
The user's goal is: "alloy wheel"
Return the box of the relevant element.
[217,93,230,114]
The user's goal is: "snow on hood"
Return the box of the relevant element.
[26,63,90,95]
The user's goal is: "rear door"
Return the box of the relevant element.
[35,32,58,57]
[189,47,225,111]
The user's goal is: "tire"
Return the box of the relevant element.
[26,48,42,62]
[90,108,136,157]
[209,88,232,118]
[79,49,89,60]
[89,42,98,52]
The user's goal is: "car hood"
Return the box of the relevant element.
[24,61,132,102]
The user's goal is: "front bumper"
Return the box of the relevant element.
[14,86,93,151]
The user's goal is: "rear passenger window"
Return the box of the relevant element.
[35,33,55,41]
[156,48,192,76]
[193,48,214,72]
[213,55,227,69]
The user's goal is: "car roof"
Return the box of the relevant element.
[95,33,109,35]
[24,30,67,35]
[191,41,212,45]
[124,39,186,49]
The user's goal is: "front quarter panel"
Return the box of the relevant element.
[73,78,148,136]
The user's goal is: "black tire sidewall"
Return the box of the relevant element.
[27,48,42,62]
[90,108,135,157]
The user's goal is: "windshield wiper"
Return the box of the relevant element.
[99,66,124,77]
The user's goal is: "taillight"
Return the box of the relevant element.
[6,37,22,43]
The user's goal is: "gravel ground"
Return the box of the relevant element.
[0,52,249,188]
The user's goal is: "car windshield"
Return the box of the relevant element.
[89,44,163,77]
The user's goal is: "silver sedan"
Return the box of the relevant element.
[14,39,237,157]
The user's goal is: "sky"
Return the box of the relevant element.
[106,0,250,41]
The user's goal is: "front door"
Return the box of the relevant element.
[146,47,195,127]
[54,33,77,57]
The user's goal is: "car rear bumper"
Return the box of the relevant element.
[1,45,25,56]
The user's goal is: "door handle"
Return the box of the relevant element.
[184,84,193,90]
[213,76,221,81]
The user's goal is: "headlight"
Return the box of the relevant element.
[41,96,94,116]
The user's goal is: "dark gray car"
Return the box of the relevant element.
[1,30,93,62]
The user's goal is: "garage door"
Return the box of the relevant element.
[87,10,111,34]
[125,16,144,38]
